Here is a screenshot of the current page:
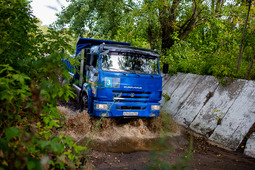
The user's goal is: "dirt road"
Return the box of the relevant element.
[86,127,255,170]
[87,136,255,170]
[58,102,255,170]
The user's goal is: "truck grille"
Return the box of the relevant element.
[115,101,147,103]
[112,91,151,100]
[116,106,146,110]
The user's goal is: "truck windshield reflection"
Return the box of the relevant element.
[101,53,159,75]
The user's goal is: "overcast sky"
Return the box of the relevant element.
[31,0,69,26]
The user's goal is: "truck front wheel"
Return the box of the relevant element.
[80,92,88,112]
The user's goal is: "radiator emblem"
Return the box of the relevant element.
[124,86,142,89]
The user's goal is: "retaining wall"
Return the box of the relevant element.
[161,73,255,157]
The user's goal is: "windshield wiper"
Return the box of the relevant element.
[129,70,140,77]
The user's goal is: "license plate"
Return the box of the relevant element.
[123,112,138,116]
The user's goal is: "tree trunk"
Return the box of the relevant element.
[161,25,175,53]
[158,3,176,54]
[178,0,198,41]
[215,0,222,13]
[157,0,200,53]
[147,20,155,50]
[245,55,255,80]
[236,0,252,73]
[212,0,215,12]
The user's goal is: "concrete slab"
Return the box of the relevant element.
[189,79,246,137]
[162,72,187,92]
[163,73,202,116]
[209,81,255,150]
[162,73,255,151]
[161,73,187,112]
[175,76,218,127]
[244,133,255,158]
[160,75,172,106]
[162,75,172,88]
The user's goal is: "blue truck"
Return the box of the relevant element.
[64,38,168,117]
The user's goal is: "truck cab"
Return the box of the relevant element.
[66,38,163,117]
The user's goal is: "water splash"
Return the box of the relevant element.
[58,106,183,152]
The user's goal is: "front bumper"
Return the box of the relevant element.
[90,100,160,117]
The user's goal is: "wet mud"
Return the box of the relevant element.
[57,105,255,170]
[57,106,183,153]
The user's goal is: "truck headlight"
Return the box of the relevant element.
[151,105,160,111]
[96,104,109,110]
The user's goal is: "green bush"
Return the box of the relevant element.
[0,0,89,169]
[161,15,255,81]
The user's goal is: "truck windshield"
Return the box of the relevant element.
[101,53,159,75]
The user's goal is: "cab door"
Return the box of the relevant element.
[85,53,99,114]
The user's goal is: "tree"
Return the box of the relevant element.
[56,0,255,80]
[236,0,252,73]
[56,0,209,52]
[161,0,255,80]
[0,0,87,169]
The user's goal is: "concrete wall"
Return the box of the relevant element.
[161,73,255,156]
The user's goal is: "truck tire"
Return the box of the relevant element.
[80,92,88,111]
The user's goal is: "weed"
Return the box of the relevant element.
[163,93,171,101]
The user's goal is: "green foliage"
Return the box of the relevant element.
[163,93,170,101]
[162,41,206,75]
[146,112,193,169]
[56,0,255,80]
[0,65,31,109]
[0,0,88,169]
[55,0,209,50]
[161,1,255,80]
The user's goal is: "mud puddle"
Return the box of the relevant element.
[57,106,184,153]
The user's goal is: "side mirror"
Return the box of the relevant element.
[89,65,94,71]
[163,63,169,74]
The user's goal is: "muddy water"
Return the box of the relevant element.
[57,106,184,153]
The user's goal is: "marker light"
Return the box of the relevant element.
[101,113,108,117]
[151,105,160,111]
[150,113,156,117]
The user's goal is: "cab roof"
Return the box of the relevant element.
[76,38,131,55]
[75,38,159,57]
[101,44,159,57]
